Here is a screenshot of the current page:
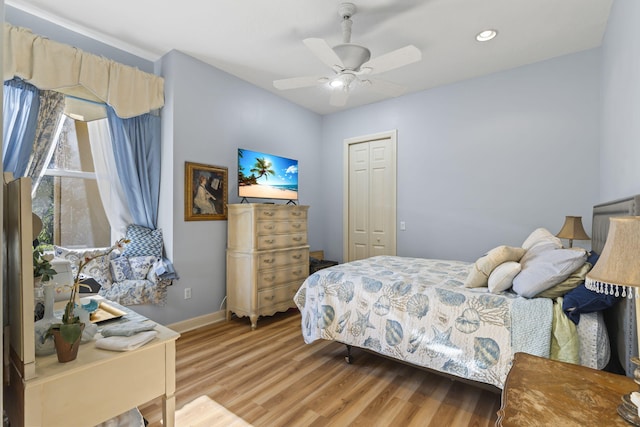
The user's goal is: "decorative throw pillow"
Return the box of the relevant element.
[128,256,160,280]
[535,262,592,298]
[80,254,113,289]
[521,228,562,251]
[110,256,133,282]
[464,245,527,288]
[488,261,522,293]
[53,246,115,289]
[562,283,619,324]
[512,246,587,298]
[122,224,164,258]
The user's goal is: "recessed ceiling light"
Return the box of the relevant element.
[476,29,498,42]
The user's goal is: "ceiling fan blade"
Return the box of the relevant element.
[365,78,408,97]
[273,76,327,90]
[330,88,349,107]
[360,45,421,75]
[303,38,345,70]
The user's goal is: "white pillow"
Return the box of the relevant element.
[488,262,522,293]
[521,228,562,251]
[518,241,560,266]
[464,245,526,288]
[512,247,587,298]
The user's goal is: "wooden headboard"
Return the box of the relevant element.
[592,194,640,376]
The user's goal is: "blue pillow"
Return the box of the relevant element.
[587,250,600,266]
[562,282,618,324]
[122,224,164,258]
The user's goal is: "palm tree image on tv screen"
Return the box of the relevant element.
[238,148,298,201]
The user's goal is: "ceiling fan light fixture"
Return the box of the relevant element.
[476,29,498,42]
[329,78,344,88]
[329,72,357,89]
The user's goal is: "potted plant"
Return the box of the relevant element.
[47,238,129,362]
[33,246,56,285]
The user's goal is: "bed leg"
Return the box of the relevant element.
[345,344,353,364]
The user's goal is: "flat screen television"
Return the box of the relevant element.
[238,148,298,202]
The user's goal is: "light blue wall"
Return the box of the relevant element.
[145,50,323,324]
[320,50,601,262]
[600,0,640,201]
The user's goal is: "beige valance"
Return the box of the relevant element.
[3,24,164,118]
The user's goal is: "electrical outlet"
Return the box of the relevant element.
[184,288,192,299]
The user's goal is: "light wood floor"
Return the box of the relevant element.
[139,310,501,426]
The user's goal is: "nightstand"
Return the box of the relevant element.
[497,352,637,426]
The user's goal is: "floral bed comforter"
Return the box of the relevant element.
[294,256,553,389]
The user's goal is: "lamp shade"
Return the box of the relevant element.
[556,216,591,241]
[586,216,640,297]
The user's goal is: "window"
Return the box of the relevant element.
[32,115,110,248]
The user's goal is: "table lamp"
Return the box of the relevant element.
[585,216,640,424]
[556,215,591,248]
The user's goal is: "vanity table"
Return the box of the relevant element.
[6,297,180,427]
[4,177,179,426]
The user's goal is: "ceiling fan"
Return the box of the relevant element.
[273,2,422,107]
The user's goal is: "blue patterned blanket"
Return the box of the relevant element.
[294,256,553,389]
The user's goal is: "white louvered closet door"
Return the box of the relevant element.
[344,130,397,262]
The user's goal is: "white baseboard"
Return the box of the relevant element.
[167,310,226,333]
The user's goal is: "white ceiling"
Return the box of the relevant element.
[6,0,613,115]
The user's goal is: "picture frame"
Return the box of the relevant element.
[185,162,228,221]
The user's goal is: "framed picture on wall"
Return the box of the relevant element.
[185,162,228,221]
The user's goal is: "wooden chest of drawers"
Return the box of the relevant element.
[226,204,309,329]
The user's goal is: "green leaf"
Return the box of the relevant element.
[60,323,82,344]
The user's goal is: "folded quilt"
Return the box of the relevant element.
[101,320,157,337]
[510,296,553,358]
[95,330,158,351]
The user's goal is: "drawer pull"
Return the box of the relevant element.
[263,225,274,230]
[293,270,302,276]
[264,239,275,244]
[263,276,276,282]
[292,237,302,242]
[263,211,274,217]
[291,212,301,216]
[292,224,301,229]
[264,295,275,301]
[292,254,302,260]
[263,258,275,264]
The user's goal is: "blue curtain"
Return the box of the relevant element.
[2,78,40,177]
[106,106,161,229]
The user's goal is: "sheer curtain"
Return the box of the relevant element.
[106,106,160,229]
[87,118,134,241]
[2,78,40,177]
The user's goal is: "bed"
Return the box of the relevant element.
[293,201,630,390]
